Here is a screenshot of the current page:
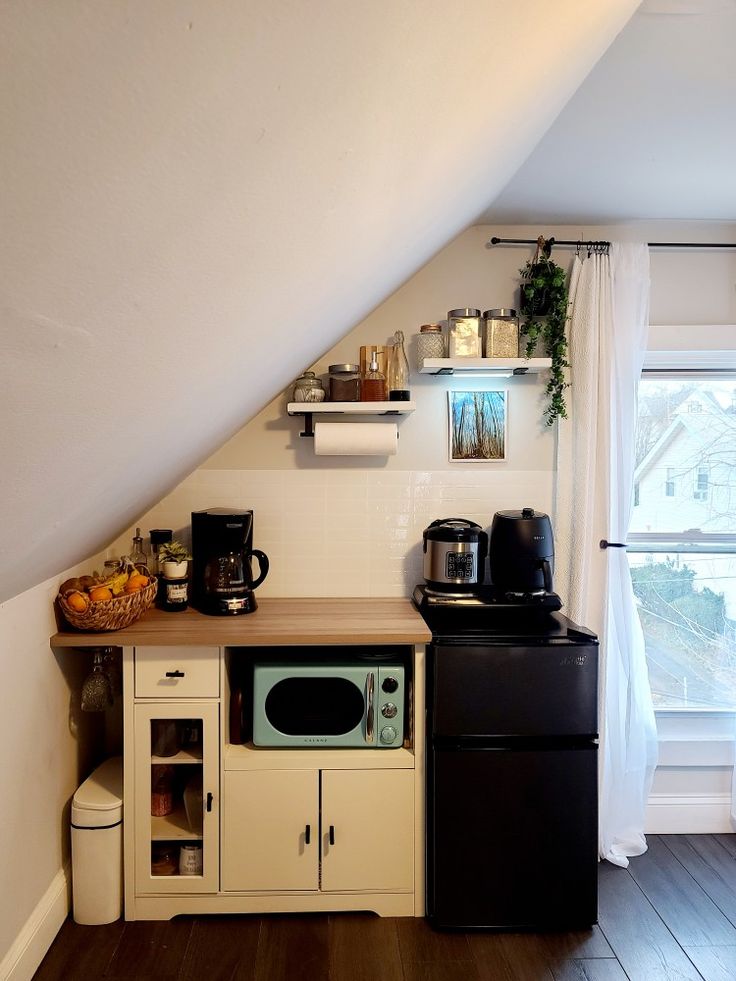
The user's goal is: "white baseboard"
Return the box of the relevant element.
[0,865,70,981]
[645,794,733,834]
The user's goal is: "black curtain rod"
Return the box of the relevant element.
[487,236,736,250]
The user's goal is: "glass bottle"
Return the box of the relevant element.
[130,527,148,572]
[361,350,387,401]
[388,331,410,401]
[149,529,173,577]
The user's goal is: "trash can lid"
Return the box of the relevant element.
[72,756,122,815]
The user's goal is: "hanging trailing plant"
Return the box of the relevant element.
[519,236,570,426]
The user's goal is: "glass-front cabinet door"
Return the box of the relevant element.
[134,702,219,894]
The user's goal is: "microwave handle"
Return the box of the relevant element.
[366,672,375,744]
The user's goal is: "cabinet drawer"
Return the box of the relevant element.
[135,646,220,698]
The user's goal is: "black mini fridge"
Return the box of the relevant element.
[422,605,599,930]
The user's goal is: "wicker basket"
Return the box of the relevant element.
[58,577,158,632]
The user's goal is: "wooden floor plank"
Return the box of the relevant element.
[397,917,480,981]
[683,945,736,981]
[712,835,736,860]
[597,860,703,980]
[104,919,194,980]
[540,926,614,962]
[252,914,328,981]
[552,960,629,981]
[328,913,403,981]
[179,915,261,981]
[466,932,555,981]
[32,917,124,981]
[626,835,736,947]
[660,835,736,930]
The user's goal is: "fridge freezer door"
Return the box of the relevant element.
[430,643,598,739]
[428,744,598,929]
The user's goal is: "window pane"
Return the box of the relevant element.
[632,376,736,708]
[630,551,736,708]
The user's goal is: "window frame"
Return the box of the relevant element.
[631,351,736,714]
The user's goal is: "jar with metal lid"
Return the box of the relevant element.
[328,364,361,402]
[292,370,325,403]
[417,324,446,370]
[483,308,519,358]
[448,308,482,358]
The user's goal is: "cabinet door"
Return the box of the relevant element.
[222,770,319,892]
[134,702,219,894]
[321,769,413,893]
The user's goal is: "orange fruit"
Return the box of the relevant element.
[124,580,143,594]
[66,591,89,612]
[127,574,149,590]
[88,586,113,603]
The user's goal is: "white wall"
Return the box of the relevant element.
[0,554,108,975]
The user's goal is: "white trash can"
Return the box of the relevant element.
[71,756,123,925]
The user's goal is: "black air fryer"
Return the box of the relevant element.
[489,508,554,596]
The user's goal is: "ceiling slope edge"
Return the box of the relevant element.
[0,0,639,603]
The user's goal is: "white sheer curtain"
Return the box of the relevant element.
[555,243,658,868]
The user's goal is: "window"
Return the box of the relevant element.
[630,369,736,709]
[694,466,709,501]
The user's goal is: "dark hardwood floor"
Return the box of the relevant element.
[34,835,736,981]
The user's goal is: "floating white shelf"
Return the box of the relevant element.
[419,358,551,376]
[287,401,415,415]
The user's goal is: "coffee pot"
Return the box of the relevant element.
[489,508,554,596]
[191,509,269,615]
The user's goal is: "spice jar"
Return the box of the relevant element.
[417,324,446,369]
[292,371,326,403]
[328,364,361,402]
[483,308,519,358]
[448,308,482,357]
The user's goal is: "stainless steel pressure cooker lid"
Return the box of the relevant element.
[424,518,484,542]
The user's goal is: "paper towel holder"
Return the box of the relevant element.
[287,401,416,438]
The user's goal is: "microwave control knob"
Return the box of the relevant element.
[380,726,397,744]
[382,676,399,694]
[381,702,398,719]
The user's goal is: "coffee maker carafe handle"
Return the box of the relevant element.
[249,549,269,590]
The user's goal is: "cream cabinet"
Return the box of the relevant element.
[222,768,413,894]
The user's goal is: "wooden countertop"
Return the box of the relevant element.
[50,597,432,647]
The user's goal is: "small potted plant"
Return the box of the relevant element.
[519,237,570,426]
[157,540,192,580]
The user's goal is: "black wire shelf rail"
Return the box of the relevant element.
[487,236,736,250]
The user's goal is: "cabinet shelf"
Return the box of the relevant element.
[225,742,415,771]
[287,401,415,415]
[419,358,551,376]
[151,748,202,765]
[151,803,202,841]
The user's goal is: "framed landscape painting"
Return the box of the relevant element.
[448,390,507,462]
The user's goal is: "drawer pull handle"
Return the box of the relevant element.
[165,670,185,678]
[206,792,214,813]
[329,825,335,846]
[305,824,311,845]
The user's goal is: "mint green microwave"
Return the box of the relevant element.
[252,661,405,748]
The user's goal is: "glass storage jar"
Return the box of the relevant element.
[292,371,325,403]
[448,308,482,357]
[483,308,519,358]
[417,323,446,369]
[328,364,361,402]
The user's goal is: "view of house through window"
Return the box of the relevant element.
[630,373,736,709]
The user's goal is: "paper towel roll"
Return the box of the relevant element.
[314,422,398,456]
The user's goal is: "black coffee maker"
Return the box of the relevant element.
[489,507,555,598]
[191,508,269,615]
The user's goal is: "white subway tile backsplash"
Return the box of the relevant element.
[116,468,553,598]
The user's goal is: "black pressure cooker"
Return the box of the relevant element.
[422,519,488,592]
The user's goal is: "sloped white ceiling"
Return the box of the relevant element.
[0,0,639,603]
